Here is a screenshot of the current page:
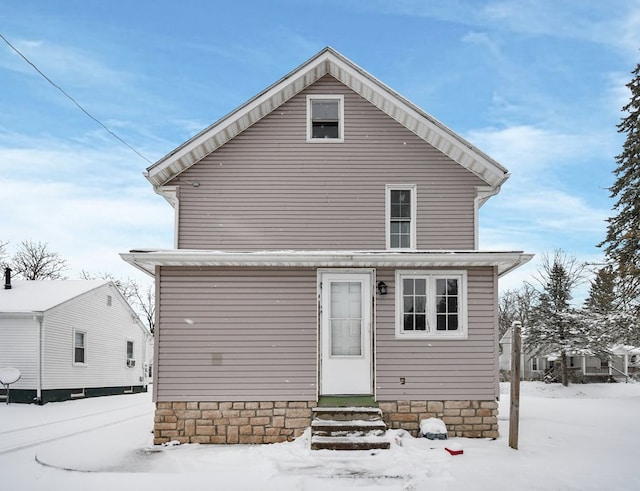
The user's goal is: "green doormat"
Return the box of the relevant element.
[317,396,377,407]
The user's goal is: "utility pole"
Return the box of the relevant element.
[509,321,521,449]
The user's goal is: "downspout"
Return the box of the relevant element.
[474,186,501,249]
[35,313,44,404]
[155,186,179,248]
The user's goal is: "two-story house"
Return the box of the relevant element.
[122,47,532,445]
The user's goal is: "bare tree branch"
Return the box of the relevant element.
[0,240,9,268]
[11,240,68,280]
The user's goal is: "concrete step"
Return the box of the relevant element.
[312,406,383,421]
[311,435,390,451]
[311,419,387,436]
[310,406,389,450]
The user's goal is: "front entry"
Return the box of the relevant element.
[319,271,373,395]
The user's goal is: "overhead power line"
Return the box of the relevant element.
[0,33,152,164]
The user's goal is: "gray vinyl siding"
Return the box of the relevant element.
[42,285,148,390]
[171,75,484,251]
[0,316,40,390]
[375,267,499,400]
[155,267,318,402]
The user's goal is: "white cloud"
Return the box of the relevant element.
[2,175,173,278]
[465,125,614,177]
[0,132,173,282]
[0,38,132,89]
[506,189,608,233]
[379,0,640,56]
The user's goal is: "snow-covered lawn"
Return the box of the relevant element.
[1,382,639,490]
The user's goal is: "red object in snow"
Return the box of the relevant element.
[445,447,464,455]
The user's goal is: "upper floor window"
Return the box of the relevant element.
[307,95,344,142]
[395,270,467,339]
[386,184,416,249]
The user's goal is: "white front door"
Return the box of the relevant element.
[319,271,373,395]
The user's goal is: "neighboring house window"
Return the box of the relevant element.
[307,95,344,142]
[107,295,112,307]
[74,330,86,364]
[531,358,538,371]
[126,340,135,367]
[386,185,417,249]
[395,270,467,339]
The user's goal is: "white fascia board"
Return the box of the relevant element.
[120,250,533,278]
[326,54,509,189]
[146,55,329,189]
[0,311,44,319]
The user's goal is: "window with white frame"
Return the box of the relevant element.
[307,95,344,141]
[126,340,135,367]
[395,270,467,339]
[74,330,86,364]
[386,185,416,249]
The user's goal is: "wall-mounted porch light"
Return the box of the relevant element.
[377,281,388,295]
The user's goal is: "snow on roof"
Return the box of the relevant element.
[121,249,533,278]
[0,280,110,313]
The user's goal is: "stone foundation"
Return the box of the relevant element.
[379,400,499,439]
[154,399,499,444]
[153,401,315,445]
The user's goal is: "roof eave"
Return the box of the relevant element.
[120,250,534,278]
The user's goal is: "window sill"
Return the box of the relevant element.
[306,138,344,143]
[395,332,468,340]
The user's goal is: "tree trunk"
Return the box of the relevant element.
[560,351,569,386]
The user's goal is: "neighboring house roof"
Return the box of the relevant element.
[608,344,640,355]
[0,280,110,313]
[499,330,512,345]
[145,47,510,197]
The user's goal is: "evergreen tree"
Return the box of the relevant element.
[584,266,618,314]
[524,251,588,386]
[600,63,640,303]
[583,265,640,347]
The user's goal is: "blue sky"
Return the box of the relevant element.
[1,1,639,299]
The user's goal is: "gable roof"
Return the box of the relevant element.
[145,47,509,196]
[0,280,111,313]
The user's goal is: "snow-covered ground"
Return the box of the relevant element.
[1,382,639,490]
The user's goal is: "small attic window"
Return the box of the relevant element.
[107,295,112,307]
[307,95,344,142]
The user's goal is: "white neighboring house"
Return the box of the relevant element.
[0,274,151,403]
[499,330,637,382]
